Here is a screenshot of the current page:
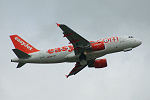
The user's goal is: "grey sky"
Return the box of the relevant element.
[0,0,150,100]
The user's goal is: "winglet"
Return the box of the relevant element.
[56,23,60,27]
[65,75,69,78]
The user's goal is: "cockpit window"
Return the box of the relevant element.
[128,36,133,38]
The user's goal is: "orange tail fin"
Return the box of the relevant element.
[10,35,40,54]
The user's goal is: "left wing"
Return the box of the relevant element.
[66,62,87,78]
[57,23,91,55]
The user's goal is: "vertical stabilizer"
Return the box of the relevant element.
[10,35,40,54]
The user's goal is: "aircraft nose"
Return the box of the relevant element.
[136,39,142,46]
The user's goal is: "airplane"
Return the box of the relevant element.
[10,23,142,78]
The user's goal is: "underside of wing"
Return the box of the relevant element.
[66,62,87,78]
[57,24,91,55]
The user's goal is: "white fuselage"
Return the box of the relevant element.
[11,36,142,64]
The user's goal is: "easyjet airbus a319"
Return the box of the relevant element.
[10,24,142,78]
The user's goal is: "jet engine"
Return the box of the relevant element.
[90,42,105,51]
[88,59,107,68]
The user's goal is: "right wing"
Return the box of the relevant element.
[66,62,87,78]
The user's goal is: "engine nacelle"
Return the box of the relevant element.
[88,59,107,68]
[91,42,105,51]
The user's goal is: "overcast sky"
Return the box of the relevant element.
[0,0,150,100]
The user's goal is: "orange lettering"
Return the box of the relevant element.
[62,46,68,51]
[55,48,61,53]
[68,45,74,52]
[47,49,54,54]
[104,38,109,43]
[109,36,119,42]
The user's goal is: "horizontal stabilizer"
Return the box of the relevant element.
[17,63,26,68]
[12,49,31,58]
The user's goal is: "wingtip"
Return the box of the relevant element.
[65,75,69,78]
[56,23,60,27]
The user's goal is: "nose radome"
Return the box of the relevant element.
[136,39,142,46]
